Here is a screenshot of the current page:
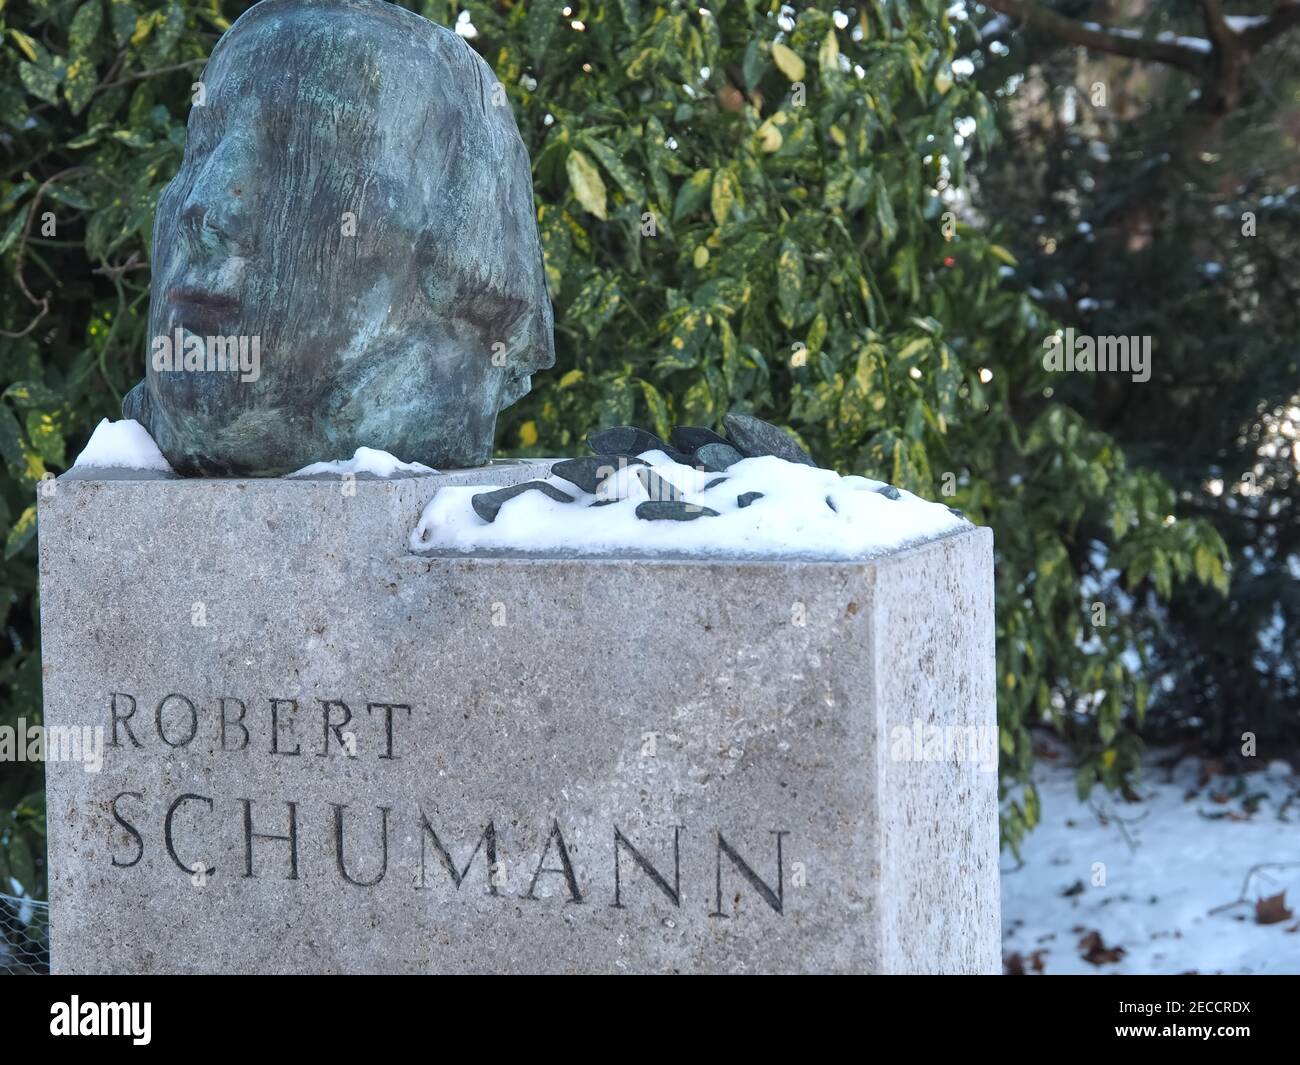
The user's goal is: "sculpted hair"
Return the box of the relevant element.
[209,0,554,409]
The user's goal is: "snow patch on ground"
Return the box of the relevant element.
[411,451,966,557]
[287,447,436,478]
[1002,746,1300,975]
[72,419,174,472]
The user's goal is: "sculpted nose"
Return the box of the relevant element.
[179,138,256,253]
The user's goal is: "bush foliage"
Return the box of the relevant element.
[972,9,1300,759]
[0,0,1231,899]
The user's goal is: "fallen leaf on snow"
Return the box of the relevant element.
[1004,950,1047,975]
[1078,929,1126,965]
[1255,892,1294,925]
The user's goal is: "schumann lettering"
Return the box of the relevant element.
[102,690,789,917]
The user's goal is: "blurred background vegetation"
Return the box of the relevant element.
[0,0,1294,920]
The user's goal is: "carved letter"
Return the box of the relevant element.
[110,790,145,868]
[365,702,411,760]
[109,692,142,749]
[332,803,390,887]
[269,698,301,756]
[317,699,352,757]
[165,793,215,877]
[417,813,499,895]
[710,830,788,917]
[524,820,583,903]
[155,693,198,748]
[240,799,298,879]
[219,697,249,752]
[612,825,683,909]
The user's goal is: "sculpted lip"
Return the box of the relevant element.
[167,286,241,317]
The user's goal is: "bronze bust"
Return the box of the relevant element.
[124,0,554,475]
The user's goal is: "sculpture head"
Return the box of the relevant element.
[124,0,554,475]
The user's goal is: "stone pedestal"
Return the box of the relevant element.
[38,468,998,974]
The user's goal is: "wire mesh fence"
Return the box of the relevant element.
[0,892,49,975]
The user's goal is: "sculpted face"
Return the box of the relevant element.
[126,0,553,475]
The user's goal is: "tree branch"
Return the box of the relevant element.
[984,0,1300,124]
[1235,2,1300,51]
[981,0,1211,76]
[0,168,85,340]
[1200,0,1235,53]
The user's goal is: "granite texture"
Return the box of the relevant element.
[38,469,997,974]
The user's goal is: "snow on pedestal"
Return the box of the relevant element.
[412,450,967,558]
[73,419,174,473]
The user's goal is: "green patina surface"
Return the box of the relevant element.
[124,0,554,475]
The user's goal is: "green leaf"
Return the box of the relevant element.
[4,504,37,560]
[642,116,674,209]
[1193,544,1212,584]
[3,382,63,409]
[565,150,607,220]
[777,240,804,327]
[147,2,186,63]
[672,168,712,223]
[742,38,767,90]
[0,212,28,257]
[615,0,642,33]
[681,375,715,423]
[771,42,805,83]
[20,61,64,106]
[710,167,738,226]
[0,405,24,467]
[110,0,139,46]
[526,0,565,62]
[818,30,840,75]
[109,128,152,148]
[875,186,897,245]
[895,337,929,362]
[581,136,644,207]
[637,379,671,440]
[70,1,105,56]
[567,274,621,337]
[9,30,43,63]
[988,243,1017,266]
[64,57,98,115]
[26,410,65,466]
[43,182,92,210]
[806,312,828,355]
